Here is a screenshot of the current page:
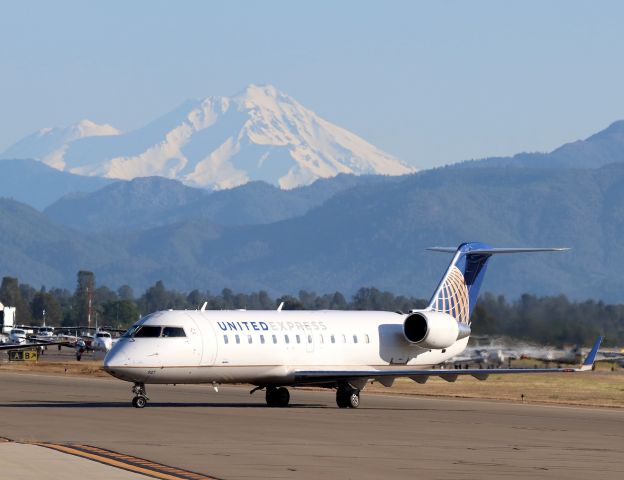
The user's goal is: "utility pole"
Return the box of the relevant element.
[87,287,92,330]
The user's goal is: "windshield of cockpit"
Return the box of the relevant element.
[122,324,186,338]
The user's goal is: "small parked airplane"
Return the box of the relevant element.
[104,242,603,409]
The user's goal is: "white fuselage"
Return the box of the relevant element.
[104,310,468,386]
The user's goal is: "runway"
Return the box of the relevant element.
[0,371,622,479]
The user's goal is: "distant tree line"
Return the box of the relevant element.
[0,273,622,346]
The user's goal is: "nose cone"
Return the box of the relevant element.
[103,340,136,381]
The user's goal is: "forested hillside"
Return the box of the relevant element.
[3,163,624,300]
[1,274,621,346]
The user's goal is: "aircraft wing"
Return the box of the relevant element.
[0,341,70,351]
[293,336,603,386]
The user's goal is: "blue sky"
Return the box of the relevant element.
[1,0,623,168]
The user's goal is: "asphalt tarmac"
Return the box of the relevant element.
[0,371,622,480]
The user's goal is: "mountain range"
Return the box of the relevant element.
[2,100,624,301]
[1,85,414,190]
[2,162,624,300]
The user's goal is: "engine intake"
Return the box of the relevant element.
[403,311,470,349]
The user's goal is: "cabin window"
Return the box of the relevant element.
[284,334,290,344]
[223,335,229,344]
[260,335,265,344]
[248,335,253,344]
[133,326,162,338]
[319,334,324,344]
[330,335,335,344]
[162,327,186,338]
[235,334,240,344]
[296,335,301,344]
[365,334,370,344]
[342,334,346,343]
[272,334,277,344]
[353,334,358,344]
[307,335,312,344]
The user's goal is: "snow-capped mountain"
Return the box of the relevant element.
[3,120,120,170]
[2,85,415,189]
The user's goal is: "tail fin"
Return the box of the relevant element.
[426,242,568,325]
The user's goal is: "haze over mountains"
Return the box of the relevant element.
[2,104,624,301]
[2,85,414,190]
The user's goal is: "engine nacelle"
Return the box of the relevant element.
[403,311,470,349]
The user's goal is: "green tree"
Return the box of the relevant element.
[276,295,304,310]
[102,300,140,329]
[30,287,63,326]
[117,285,134,301]
[0,276,33,324]
[73,271,95,327]
[139,280,169,313]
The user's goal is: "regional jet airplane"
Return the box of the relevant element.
[103,242,603,409]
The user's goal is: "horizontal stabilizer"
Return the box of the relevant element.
[427,247,570,254]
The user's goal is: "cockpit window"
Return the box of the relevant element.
[122,324,186,338]
[162,327,186,337]
[133,326,162,338]
[122,325,140,338]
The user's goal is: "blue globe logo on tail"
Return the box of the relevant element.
[432,266,470,325]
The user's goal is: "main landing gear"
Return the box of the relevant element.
[253,385,361,408]
[131,383,148,408]
[336,385,360,408]
[265,386,290,407]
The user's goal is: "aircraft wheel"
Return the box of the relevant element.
[336,387,360,408]
[266,387,290,407]
[132,396,147,408]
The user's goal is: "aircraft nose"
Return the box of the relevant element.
[103,343,139,381]
[103,342,128,370]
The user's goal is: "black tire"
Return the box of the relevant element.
[266,387,275,406]
[336,389,350,408]
[266,387,290,407]
[132,396,146,408]
[336,387,360,408]
[276,387,290,407]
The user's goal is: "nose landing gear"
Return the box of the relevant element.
[131,383,148,408]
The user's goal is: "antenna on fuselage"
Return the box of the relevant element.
[200,302,207,311]
[277,302,284,312]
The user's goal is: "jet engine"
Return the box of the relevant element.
[403,311,470,349]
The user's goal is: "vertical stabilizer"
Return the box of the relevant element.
[426,243,568,324]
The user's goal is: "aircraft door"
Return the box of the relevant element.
[187,313,217,366]
[183,314,204,366]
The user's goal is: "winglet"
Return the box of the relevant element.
[578,336,603,371]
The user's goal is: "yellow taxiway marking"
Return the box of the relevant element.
[34,442,219,480]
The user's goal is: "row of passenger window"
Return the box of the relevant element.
[223,333,370,345]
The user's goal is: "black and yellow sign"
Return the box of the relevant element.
[8,349,38,362]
